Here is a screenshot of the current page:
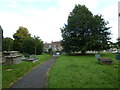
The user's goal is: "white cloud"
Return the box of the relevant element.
[0,11,31,38]
[0,6,63,43]
[0,0,119,43]
[100,3,118,42]
[6,2,19,8]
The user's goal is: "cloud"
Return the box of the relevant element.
[0,0,119,43]
[0,6,63,42]
[0,11,31,38]
[6,2,19,8]
[100,3,118,42]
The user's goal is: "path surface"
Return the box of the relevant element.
[11,56,58,88]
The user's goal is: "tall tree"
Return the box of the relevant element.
[21,37,35,54]
[13,26,31,52]
[33,36,43,55]
[2,37,14,51]
[61,4,111,54]
[21,36,43,55]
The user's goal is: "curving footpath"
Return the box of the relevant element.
[11,56,58,88]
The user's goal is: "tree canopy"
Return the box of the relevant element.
[13,26,31,52]
[0,26,45,55]
[116,38,120,49]
[33,36,43,55]
[61,4,111,54]
[21,36,43,55]
[2,37,14,51]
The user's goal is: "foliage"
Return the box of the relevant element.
[61,4,111,54]
[21,37,35,54]
[21,36,43,55]
[108,41,117,49]
[13,26,31,52]
[12,26,43,54]
[116,38,120,49]
[47,53,118,88]
[2,37,14,51]
[33,36,43,55]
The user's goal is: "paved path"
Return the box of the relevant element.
[11,56,58,88]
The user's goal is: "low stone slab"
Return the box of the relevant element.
[4,55,22,65]
[98,57,113,65]
[116,54,120,60]
[23,58,38,63]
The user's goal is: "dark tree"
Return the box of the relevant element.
[33,36,43,55]
[13,26,31,52]
[21,37,35,54]
[2,37,14,51]
[116,38,120,48]
[61,4,111,54]
[21,36,43,55]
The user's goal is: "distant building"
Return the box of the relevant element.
[44,41,62,53]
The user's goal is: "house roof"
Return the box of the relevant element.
[51,41,61,46]
[44,41,61,47]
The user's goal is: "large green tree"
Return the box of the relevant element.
[33,36,43,55]
[2,37,14,51]
[13,26,31,52]
[61,4,111,54]
[21,37,35,54]
[21,36,43,55]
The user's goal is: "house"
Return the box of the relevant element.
[44,41,62,53]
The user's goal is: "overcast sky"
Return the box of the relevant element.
[0,0,119,43]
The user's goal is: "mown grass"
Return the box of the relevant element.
[2,54,51,88]
[47,53,119,88]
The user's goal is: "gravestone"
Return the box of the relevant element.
[24,53,30,58]
[98,57,113,65]
[116,54,120,60]
[95,54,100,59]
[23,54,38,63]
[3,51,22,65]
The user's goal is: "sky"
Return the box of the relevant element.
[0,0,119,43]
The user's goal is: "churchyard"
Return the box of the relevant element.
[2,51,120,88]
[1,3,120,88]
[47,53,119,88]
[2,54,51,88]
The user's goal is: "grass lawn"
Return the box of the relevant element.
[2,54,51,88]
[47,53,119,88]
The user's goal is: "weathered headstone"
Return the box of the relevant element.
[98,57,113,65]
[116,54,120,60]
[95,54,100,59]
[3,51,22,65]
[23,54,38,63]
